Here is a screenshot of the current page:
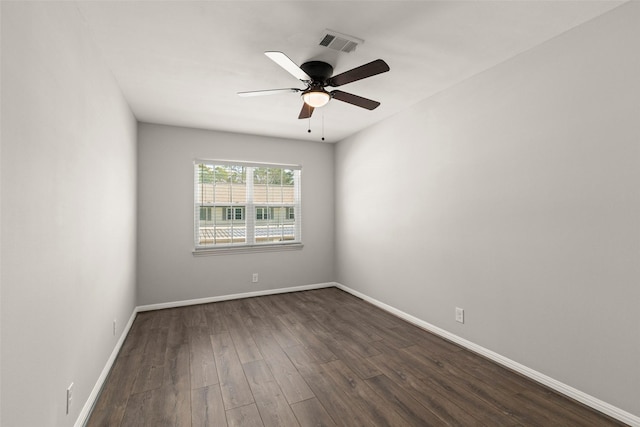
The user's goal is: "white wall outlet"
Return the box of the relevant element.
[455,307,464,324]
[113,319,117,336]
[66,382,74,414]
[252,273,259,283]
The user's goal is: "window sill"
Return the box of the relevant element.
[192,242,304,256]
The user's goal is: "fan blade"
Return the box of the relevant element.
[327,59,390,87]
[265,51,312,82]
[238,88,301,97]
[298,103,314,119]
[331,90,380,110]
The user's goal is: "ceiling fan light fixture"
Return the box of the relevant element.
[302,90,331,108]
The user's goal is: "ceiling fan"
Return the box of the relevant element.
[238,51,390,119]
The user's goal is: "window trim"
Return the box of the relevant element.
[193,159,302,254]
[192,242,304,256]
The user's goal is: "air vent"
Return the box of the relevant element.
[319,30,364,53]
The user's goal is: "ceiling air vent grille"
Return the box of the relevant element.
[319,30,364,53]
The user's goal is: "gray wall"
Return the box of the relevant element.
[335,2,639,417]
[137,123,334,305]
[1,2,138,426]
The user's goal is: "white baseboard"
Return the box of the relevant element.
[136,282,335,312]
[334,282,640,427]
[75,309,137,427]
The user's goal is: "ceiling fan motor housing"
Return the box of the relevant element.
[300,61,334,83]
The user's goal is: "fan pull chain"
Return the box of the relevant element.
[321,111,325,141]
[307,116,311,133]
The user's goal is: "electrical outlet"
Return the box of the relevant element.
[66,382,74,415]
[455,307,464,324]
[113,319,117,336]
[252,273,259,283]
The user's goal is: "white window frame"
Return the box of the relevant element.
[193,159,302,255]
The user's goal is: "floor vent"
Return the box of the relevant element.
[319,30,364,53]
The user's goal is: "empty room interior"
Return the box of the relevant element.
[1,1,639,426]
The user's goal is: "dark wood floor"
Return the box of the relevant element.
[87,287,624,426]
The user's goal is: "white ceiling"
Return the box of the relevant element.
[76,1,623,143]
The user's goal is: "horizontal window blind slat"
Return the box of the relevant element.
[194,159,301,170]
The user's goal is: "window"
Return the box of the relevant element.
[194,160,302,251]
[225,207,245,221]
[256,207,271,220]
[200,207,212,221]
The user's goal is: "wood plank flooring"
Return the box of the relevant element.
[87,287,625,426]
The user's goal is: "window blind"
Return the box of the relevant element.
[194,160,302,250]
